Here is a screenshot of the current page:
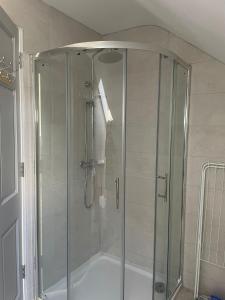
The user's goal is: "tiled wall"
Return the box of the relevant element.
[0,0,100,53]
[185,58,225,296]
[105,26,225,295]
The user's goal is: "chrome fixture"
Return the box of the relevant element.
[155,282,166,294]
[115,177,120,209]
[98,49,123,64]
[157,173,168,202]
[80,159,96,169]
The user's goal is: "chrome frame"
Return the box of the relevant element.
[153,54,191,300]
[33,40,191,300]
[121,49,127,300]
[35,41,190,69]
[194,162,225,299]
[168,61,191,300]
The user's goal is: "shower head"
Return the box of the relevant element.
[98,50,123,64]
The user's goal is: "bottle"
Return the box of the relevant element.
[211,296,222,300]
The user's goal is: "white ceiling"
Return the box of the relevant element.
[43,0,225,63]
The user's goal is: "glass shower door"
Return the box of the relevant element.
[36,53,68,300]
[167,62,188,297]
[153,56,189,299]
[153,55,174,300]
[67,49,126,300]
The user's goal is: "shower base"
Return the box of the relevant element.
[44,253,153,300]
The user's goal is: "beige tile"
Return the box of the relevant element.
[185,185,200,214]
[191,59,225,94]
[126,123,157,154]
[169,33,211,64]
[175,288,193,300]
[105,25,170,48]
[199,261,225,297]
[183,271,195,291]
[48,6,100,49]
[188,125,225,158]
[183,243,197,276]
[126,175,155,206]
[126,151,156,179]
[184,211,199,245]
[189,93,225,126]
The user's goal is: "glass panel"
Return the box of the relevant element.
[153,55,174,300]
[124,49,159,300]
[68,49,125,300]
[36,53,68,299]
[167,63,188,297]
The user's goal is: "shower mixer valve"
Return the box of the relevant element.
[80,159,97,169]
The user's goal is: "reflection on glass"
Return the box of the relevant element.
[167,63,188,297]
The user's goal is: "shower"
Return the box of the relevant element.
[35,41,190,300]
[80,48,122,209]
[98,49,123,64]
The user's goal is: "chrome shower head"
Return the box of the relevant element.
[98,50,123,64]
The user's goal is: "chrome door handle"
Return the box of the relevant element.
[115,177,120,209]
[157,173,168,203]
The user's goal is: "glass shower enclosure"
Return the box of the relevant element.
[35,41,190,300]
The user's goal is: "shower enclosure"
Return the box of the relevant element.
[35,41,190,300]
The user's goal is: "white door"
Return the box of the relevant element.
[0,7,23,300]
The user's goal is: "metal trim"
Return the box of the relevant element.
[194,162,225,299]
[34,40,191,68]
[121,49,127,300]
[167,61,191,299]
[152,53,162,300]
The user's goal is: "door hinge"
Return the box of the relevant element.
[19,162,25,177]
[21,265,26,279]
[19,52,23,69]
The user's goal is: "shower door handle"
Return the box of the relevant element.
[157,173,168,203]
[115,177,120,209]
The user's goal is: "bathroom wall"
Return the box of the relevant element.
[0,0,100,53]
[105,26,225,295]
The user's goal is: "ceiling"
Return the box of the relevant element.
[43,0,225,63]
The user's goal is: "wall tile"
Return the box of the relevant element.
[189,93,225,127]
[168,33,211,64]
[191,59,225,94]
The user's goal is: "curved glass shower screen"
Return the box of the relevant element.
[35,42,190,300]
[36,47,126,300]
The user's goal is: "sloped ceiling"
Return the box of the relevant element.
[43,0,225,63]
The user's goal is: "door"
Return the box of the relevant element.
[35,48,126,300]
[67,49,126,300]
[153,56,189,299]
[153,55,174,300]
[167,62,188,298]
[0,6,23,300]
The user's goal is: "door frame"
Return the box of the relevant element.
[152,54,191,300]
[0,5,24,300]
[167,61,191,299]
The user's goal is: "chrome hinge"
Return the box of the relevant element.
[19,162,25,177]
[19,52,23,69]
[21,265,25,279]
